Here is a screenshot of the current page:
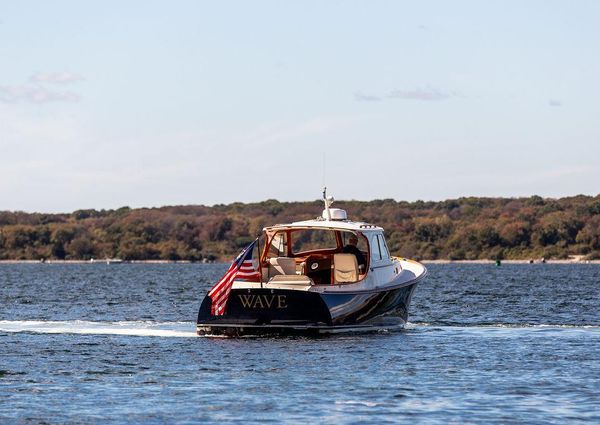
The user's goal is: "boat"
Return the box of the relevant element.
[196,189,427,336]
[105,258,124,265]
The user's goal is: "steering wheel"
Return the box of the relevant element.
[305,255,332,273]
[305,255,322,273]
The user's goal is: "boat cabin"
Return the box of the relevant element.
[260,208,392,286]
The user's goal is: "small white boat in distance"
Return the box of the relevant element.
[105,258,123,265]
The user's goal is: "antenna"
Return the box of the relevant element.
[322,152,326,188]
[322,186,334,221]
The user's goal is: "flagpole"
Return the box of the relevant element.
[257,235,263,289]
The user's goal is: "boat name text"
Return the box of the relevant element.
[237,294,288,309]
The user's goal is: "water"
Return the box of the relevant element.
[1,264,599,423]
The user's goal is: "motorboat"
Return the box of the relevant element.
[196,189,427,336]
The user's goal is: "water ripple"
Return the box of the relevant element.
[1,264,600,423]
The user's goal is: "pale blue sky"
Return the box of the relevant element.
[1,1,599,212]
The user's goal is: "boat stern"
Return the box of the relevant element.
[196,288,332,336]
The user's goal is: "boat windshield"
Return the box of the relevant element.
[262,228,369,285]
[291,229,337,254]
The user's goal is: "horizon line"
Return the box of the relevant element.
[3,192,599,215]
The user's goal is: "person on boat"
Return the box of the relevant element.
[342,234,366,271]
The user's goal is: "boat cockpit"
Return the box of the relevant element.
[261,227,372,286]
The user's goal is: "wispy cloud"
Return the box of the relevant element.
[548,99,562,107]
[354,92,382,102]
[241,115,362,148]
[1,71,84,104]
[0,84,80,104]
[387,87,451,101]
[354,86,455,103]
[29,72,84,84]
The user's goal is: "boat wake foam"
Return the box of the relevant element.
[2,320,598,338]
[0,320,198,338]
[406,322,600,333]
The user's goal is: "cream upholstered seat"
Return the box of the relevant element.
[268,275,313,285]
[333,253,359,283]
[268,257,297,277]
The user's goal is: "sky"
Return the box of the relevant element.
[1,1,599,213]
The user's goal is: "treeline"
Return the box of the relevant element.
[1,195,600,261]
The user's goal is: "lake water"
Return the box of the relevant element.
[1,264,599,423]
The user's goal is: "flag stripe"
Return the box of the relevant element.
[208,268,239,302]
[208,266,236,296]
[207,238,261,315]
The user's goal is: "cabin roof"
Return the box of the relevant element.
[264,218,383,232]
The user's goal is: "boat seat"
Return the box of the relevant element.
[268,257,297,277]
[333,254,359,283]
[268,275,313,285]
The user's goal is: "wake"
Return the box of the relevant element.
[406,322,600,335]
[0,320,198,338]
[407,322,600,329]
[1,320,598,338]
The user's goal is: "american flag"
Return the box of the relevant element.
[208,238,261,316]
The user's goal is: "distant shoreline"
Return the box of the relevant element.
[1,259,599,265]
[2,195,600,264]
[421,259,600,264]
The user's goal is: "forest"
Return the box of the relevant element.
[1,194,599,261]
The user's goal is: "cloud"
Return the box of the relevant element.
[29,72,84,84]
[0,84,81,104]
[387,87,451,101]
[1,71,84,104]
[354,92,382,102]
[354,86,455,103]
[241,115,363,149]
[548,99,562,107]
